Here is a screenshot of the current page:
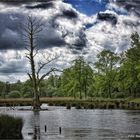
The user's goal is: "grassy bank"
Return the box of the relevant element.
[0,97,140,110]
[129,98,140,103]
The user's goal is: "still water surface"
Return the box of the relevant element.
[0,105,140,140]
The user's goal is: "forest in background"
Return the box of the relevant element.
[0,32,140,100]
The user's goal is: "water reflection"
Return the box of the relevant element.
[0,107,140,140]
[33,111,40,140]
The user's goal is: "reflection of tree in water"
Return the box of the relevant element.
[33,111,40,140]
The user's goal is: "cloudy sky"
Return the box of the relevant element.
[0,0,140,82]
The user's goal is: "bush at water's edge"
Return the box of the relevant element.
[0,114,23,139]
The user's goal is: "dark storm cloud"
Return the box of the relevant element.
[97,12,117,25]
[26,2,54,9]
[0,0,56,4]
[62,10,78,19]
[0,9,67,50]
[73,31,87,50]
[68,29,87,54]
[39,28,66,48]
[0,2,82,51]
[0,60,26,74]
[123,20,140,27]
[115,0,140,16]
[0,13,25,50]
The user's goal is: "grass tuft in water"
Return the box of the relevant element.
[0,114,23,139]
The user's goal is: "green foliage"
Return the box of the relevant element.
[8,90,21,98]
[21,80,32,98]
[0,115,23,139]
[0,81,5,98]
[118,32,140,97]
[94,49,120,98]
[112,92,126,98]
[57,56,94,99]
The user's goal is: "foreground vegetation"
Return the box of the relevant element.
[0,115,23,139]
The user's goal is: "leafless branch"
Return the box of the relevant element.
[27,73,32,81]
[37,54,59,74]
[38,68,62,85]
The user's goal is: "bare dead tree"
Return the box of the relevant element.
[22,15,60,110]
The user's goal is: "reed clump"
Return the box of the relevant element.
[0,114,23,139]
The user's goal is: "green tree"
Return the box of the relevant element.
[94,50,120,98]
[120,32,140,97]
[21,80,33,98]
[0,81,6,98]
[59,56,94,99]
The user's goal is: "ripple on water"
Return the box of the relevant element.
[0,106,140,140]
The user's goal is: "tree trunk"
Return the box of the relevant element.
[84,79,87,99]
[30,26,40,110]
[72,89,76,99]
[108,81,111,98]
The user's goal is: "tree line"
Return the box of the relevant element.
[0,32,140,99]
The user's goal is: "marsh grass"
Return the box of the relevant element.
[0,114,23,139]
[0,97,140,109]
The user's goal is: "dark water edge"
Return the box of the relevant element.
[0,105,140,140]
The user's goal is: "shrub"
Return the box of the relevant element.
[8,90,21,98]
[23,92,32,98]
[112,92,126,98]
[0,114,23,139]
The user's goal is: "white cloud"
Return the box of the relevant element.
[106,2,128,15]
[0,1,139,82]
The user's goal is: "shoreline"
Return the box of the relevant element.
[0,97,140,110]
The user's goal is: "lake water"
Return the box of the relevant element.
[0,105,140,140]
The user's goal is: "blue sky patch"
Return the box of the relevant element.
[64,0,107,16]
